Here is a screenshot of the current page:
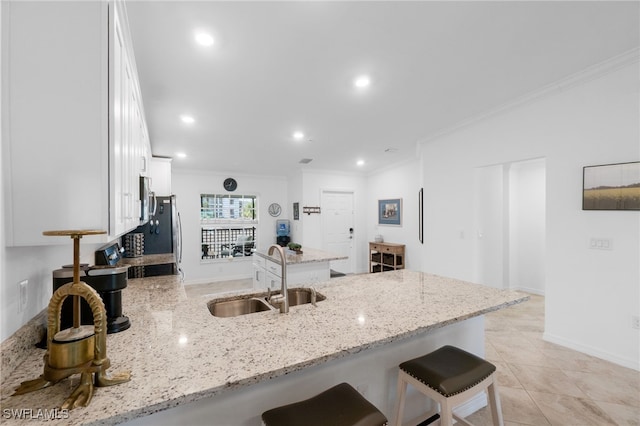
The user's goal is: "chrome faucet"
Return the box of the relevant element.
[310,287,317,307]
[267,244,289,313]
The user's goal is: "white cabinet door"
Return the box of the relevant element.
[111,4,127,237]
[3,1,150,246]
[113,3,141,235]
[3,1,109,246]
[253,265,264,290]
[149,157,173,196]
[265,271,281,290]
[140,128,151,177]
[265,259,282,277]
[113,1,148,232]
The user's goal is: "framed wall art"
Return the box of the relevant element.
[293,202,299,220]
[378,198,402,226]
[583,161,640,211]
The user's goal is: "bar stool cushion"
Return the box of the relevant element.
[399,345,496,397]
[262,382,388,426]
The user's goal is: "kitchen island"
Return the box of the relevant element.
[1,271,527,425]
[253,247,348,289]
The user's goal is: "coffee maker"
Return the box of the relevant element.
[52,242,130,334]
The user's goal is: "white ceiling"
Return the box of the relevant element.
[125,1,639,176]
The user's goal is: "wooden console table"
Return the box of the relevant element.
[369,242,405,273]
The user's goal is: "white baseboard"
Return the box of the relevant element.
[543,332,640,371]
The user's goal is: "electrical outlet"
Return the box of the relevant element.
[19,280,28,312]
[632,316,640,330]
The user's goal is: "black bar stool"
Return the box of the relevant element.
[262,382,388,426]
[393,345,503,426]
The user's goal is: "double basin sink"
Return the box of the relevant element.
[208,288,326,318]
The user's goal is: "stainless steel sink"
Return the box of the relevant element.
[208,288,325,317]
[287,288,326,306]
[207,297,275,318]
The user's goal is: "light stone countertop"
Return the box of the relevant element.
[255,246,347,265]
[119,253,176,267]
[0,270,528,425]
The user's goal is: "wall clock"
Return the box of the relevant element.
[223,178,237,192]
[268,203,282,217]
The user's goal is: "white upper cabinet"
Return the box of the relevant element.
[2,1,149,246]
[149,157,172,196]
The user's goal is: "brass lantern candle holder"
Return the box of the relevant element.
[13,230,130,410]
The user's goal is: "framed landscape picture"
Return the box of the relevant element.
[583,161,640,210]
[378,198,402,226]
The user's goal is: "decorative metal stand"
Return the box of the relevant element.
[13,230,130,410]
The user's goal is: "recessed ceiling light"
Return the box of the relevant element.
[356,159,365,166]
[194,32,214,47]
[180,115,195,124]
[354,75,370,88]
[176,152,187,158]
[293,131,305,140]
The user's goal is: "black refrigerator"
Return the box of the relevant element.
[126,195,182,278]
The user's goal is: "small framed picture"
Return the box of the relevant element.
[293,202,300,220]
[378,198,402,226]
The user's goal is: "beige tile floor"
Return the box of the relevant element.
[467,294,640,426]
[185,282,639,425]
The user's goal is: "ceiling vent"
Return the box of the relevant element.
[299,158,313,164]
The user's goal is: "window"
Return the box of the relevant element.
[201,194,257,260]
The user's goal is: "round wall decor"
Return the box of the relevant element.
[268,203,282,217]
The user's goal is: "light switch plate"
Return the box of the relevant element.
[589,238,612,250]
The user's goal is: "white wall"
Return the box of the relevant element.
[365,160,421,271]
[474,164,506,288]
[172,170,288,284]
[419,57,639,369]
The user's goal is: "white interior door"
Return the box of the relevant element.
[321,191,355,274]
